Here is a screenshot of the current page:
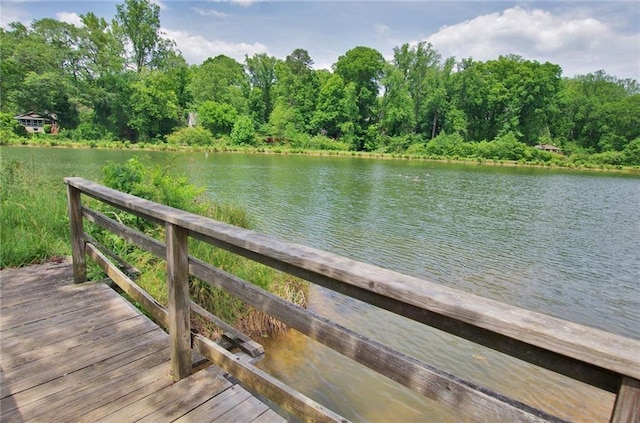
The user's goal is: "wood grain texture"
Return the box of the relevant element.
[166,222,192,380]
[611,377,640,423]
[194,334,349,423]
[66,184,86,283]
[86,242,169,328]
[0,261,284,423]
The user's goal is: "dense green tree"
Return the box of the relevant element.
[392,42,442,137]
[379,65,414,137]
[334,46,386,149]
[79,12,125,78]
[245,53,278,124]
[128,70,180,141]
[197,101,238,137]
[13,71,79,128]
[189,55,248,112]
[274,48,320,132]
[230,115,256,145]
[311,74,349,139]
[116,0,173,72]
[558,71,637,152]
[453,55,561,144]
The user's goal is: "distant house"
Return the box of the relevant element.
[534,144,561,153]
[14,112,59,134]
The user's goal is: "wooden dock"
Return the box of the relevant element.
[0,260,284,423]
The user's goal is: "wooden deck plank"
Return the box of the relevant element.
[104,366,232,423]
[32,360,172,422]
[173,385,253,423]
[0,300,141,347]
[0,278,110,308]
[215,396,272,422]
[2,353,171,423]
[252,409,289,423]
[1,315,149,369]
[0,339,169,416]
[1,323,165,397]
[0,284,120,329]
[0,261,73,290]
[0,262,284,423]
[90,366,227,423]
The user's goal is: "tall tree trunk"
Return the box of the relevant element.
[431,108,438,139]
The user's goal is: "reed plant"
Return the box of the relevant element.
[91,157,308,338]
[0,160,70,268]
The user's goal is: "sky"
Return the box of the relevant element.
[1,0,639,80]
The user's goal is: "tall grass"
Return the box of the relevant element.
[91,157,308,338]
[0,160,70,268]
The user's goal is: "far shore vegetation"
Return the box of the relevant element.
[2,133,639,173]
[1,0,639,173]
[0,157,308,338]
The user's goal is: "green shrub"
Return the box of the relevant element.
[95,157,307,336]
[306,135,350,151]
[425,132,465,157]
[230,116,256,146]
[166,126,214,146]
[622,138,640,165]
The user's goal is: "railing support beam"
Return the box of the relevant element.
[66,184,86,283]
[611,376,640,423]
[166,223,191,380]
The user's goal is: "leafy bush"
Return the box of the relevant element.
[622,138,640,165]
[425,132,465,156]
[198,101,238,137]
[166,126,214,146]
[306,135,350,151]
[103,157,204,212]
[590,151,626,166]
[230,115,256,146]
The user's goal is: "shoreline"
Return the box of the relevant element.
[2,141,639,175]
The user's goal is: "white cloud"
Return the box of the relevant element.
[374,24,389,36]
[55,11,84,27]
[209,0,257,7]
[150,0,167,10]
[163,28,267,64]
[192,7,229,18]
[426,6,640,79]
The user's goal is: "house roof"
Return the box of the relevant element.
[14,111,58,120]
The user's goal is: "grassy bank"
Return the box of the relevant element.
[0,159,70,267]
[3,135,640,174]
[0,156,307,338]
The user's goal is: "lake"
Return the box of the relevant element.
[3,146,639,421]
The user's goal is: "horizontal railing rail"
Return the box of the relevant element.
[65,177,640,423]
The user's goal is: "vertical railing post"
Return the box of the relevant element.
[610,376,640,423]
[67,183,86,284]
[166,222,191,380]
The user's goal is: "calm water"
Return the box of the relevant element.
[3,146,639,421]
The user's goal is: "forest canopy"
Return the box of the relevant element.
[1,0,639,165]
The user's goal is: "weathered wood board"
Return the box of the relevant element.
[0,261,284,422]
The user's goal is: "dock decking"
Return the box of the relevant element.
[0,260,284,423]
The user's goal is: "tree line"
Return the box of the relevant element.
[1,0,639,165]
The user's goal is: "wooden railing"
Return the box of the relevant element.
[65,177,640,423]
